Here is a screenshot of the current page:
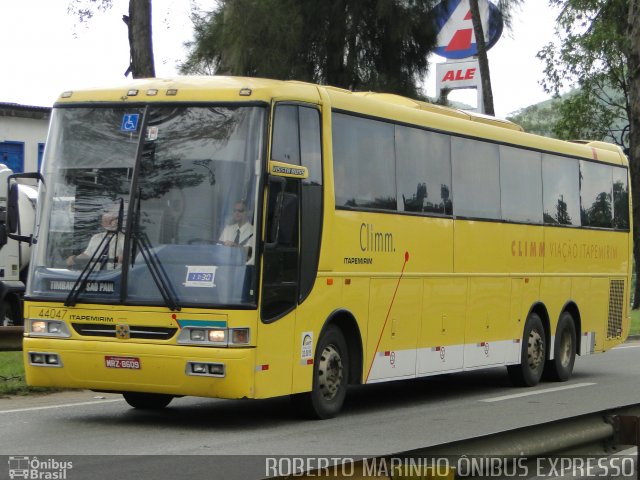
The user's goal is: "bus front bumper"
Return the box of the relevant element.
[23,338,256,399]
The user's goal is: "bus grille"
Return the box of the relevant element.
[71,323,178,340]
[607,279,624,339]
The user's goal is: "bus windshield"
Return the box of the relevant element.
[29,104,265,308]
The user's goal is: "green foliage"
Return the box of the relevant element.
[507,99,562,137]
[552,88,626,142]
[537,0,629,146]
[181,0,439,98]
[631,308,640,335]
[0,352,52,396]
[67,0,113,24]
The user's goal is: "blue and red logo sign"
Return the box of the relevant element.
[433,0,504,60]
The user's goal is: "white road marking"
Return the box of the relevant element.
[480,382,596,403]
[613,344,640,350]
[0,398,123,414]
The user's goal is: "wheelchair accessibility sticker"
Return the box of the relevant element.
[121,113,140,132]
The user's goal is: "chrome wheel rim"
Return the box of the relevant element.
[558,329,572,368]
[317,344,343,401]
[527,329,545,371]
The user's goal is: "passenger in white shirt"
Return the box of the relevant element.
[66,212,125,270]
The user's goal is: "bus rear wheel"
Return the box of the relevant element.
[123,392,173,410]
[291,325,349,419]
[508,312,546,387]
[543,312,576,382]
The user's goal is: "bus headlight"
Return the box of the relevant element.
[186,361,225,377]
[28,319,71,338]
[29,352,63,367]
[177,327,250,347]
[230,328,250,345]
[207,329,226,343]
[190,329,206,341]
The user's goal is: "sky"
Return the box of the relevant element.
[0,0,559,118]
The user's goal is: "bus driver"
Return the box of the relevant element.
[219,200,253,262]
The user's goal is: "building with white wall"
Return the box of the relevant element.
[0,103,51,173]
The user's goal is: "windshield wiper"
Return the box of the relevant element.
[131,230,181,311]
[64,230,117,307]
[64,198,125,307]
[129,192,181,311]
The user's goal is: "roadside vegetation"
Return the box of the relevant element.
[631,309,640,336]
[0,351,52,396]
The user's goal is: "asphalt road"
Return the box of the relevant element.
[1,341,639,479]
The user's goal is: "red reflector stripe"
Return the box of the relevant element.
[306,359,313,365]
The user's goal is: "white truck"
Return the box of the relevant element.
[0,164,37,326]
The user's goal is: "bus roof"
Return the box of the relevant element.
[55,76,628,167]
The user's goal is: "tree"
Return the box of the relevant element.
[539,0,640,308]
[180,0,439,98]
[507,98,563,137]
[469,0,495,115]
[469,0,524,115]
[629,0,640,307]
[68,0,155,78]
[537,0,628,144]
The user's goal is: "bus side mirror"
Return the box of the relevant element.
[7,172,42,243]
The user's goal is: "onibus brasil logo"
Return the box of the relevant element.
[8,456,73,479]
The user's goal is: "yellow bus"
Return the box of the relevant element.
[15,77,631,419]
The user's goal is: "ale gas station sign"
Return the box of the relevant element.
[432,0,503,112]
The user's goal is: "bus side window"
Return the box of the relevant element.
[271,105,300,165]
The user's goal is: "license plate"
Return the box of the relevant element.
[104,356,141,370]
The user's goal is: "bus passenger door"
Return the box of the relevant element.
[257,102,324,397]
[257,174,299,398]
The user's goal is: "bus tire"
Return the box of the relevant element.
[543,312,576,382]
[507,312,546,387]
[123,392,173,410]
[291,325,349,419]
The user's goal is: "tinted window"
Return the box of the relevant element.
[396,126,452,215]
[299,107,322,185]
[580,160,613,228]
[542,154,580,226]
[298,107,323,302]
[272,105,300,165]
[333,113,396,210]
[613,167,630,230]
[452,138,500,219]
[500,146,542,224]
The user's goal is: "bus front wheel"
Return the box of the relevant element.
[508,313,546,387]
[123,392,173,410]
[543,312,576,382]
[291,325,349,419]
